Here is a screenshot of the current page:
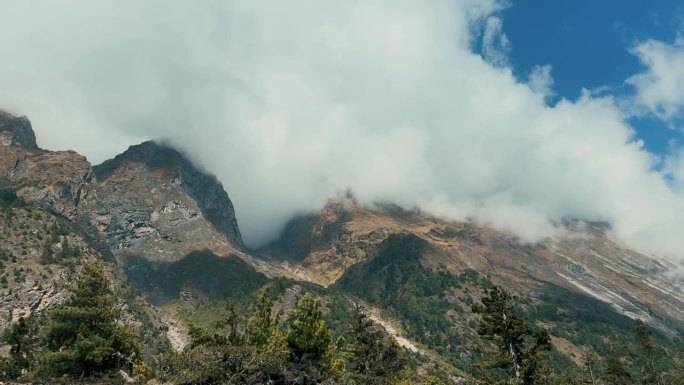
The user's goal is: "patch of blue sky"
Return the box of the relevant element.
[482,0,684,160]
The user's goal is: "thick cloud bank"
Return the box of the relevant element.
[1,1,684,263]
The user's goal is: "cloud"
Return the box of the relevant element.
[627,37,684,123]
[527,65,555,101]
[481,16,511,67]
[0,1,683,265]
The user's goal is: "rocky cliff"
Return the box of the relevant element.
[0,111,37,149]
[94,141,243,250]
[0,112,96,220]
[87,141,244,264]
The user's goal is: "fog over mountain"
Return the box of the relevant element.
[2,0,684,263]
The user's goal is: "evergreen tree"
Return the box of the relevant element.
[670,336,684,385]
[472,285,551,385]
[349,305,406,384]
[6,317,30,369]
[602,357,632,385]
[246,290,276,348]
[634,319,665,385]
[1,315,39,379]
[581,351,600,385]
[222,300,244,345]
[34,262,140,378]
[286,293,332,361]
[263,327,290,366]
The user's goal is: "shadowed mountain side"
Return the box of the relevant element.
[120,250,268,305]
[259,212,339,263]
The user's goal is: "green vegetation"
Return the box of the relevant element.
[0,228,682,384]
[472,286,552,384]
[337,235,479,345]
[336,234,683,383]
[633,319,667,385]
[1,262,141,381]
[147,290,428,385]
[0,188,25,208]
[40,222,80,265]
[348,305,406,384]
[337,234,495,370]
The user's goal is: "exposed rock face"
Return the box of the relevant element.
[261,199,684,334]
[1,119,246,267]
[0,115,96,219]
[88,141,244,263]
[0,110,37,149]
[94,141,243,248]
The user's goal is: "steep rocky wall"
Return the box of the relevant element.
[0,110,37,149]
[0,113,96,220]
[94,141,244,250]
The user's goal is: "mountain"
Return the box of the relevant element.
[92,141,244,254]
[0,111,682,383]
[262,199,684,334]
[0,111,36,149]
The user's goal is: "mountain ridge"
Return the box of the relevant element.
[1,112,683,382]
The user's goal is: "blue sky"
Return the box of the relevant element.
[497,0,684,156]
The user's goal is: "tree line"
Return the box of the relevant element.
[0,261,682,384]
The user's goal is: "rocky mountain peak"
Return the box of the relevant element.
[0,110,38,149]
[93,140,245,251]
[93,141,186,180]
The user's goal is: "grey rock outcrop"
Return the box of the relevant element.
[0,113,96,220]
[0,110,37,148]
[94,141,244,250]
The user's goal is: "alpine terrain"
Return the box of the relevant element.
[0,111,682,384]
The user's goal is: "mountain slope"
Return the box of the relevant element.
[261,199,684,335]
[2,111,683,381]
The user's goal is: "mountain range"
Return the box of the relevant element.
[0,110,682,381]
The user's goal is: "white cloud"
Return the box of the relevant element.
[0,1,684,264]
[481,16,511,67]
[627,37,684,122]
[527,65,555,101]
[664,143,684,192]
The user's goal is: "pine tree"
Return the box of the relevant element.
[602,357,632,385]
[581,351,600,385]
[472,285,551,385]
[246,290,276,348]
[6,317,30,368]
[263,327,290,366]
[222,300,244,345]
[285,293,331,361]
[1,315,39,378]
[634,319,665,385]
[349,305,406,384]
[670,336,684,385]
[34,262,140,378]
